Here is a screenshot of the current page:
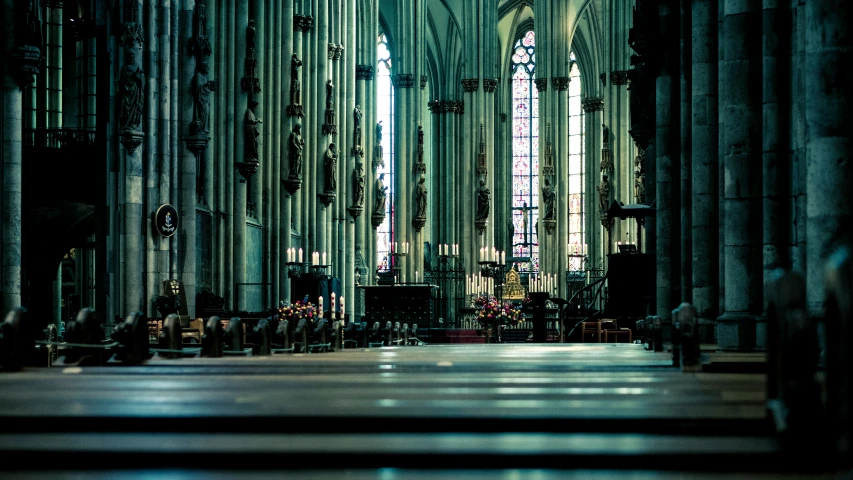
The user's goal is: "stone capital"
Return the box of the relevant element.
[355,64,374,80]
[610,70,630,85]
[534,78,548,92]
[582,97,605,112]
[392,73,416,88]
[552,76,570,91]
[461,78,479,93]
[483,78,498,93]
[294,15,314,32]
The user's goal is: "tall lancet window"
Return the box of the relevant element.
[511,30,539,273]
[567,53,585,271]
[376,33,394,269]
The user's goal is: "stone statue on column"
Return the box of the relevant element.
[353,159,365,207]
[374,121,384,169]
[375,173,387,214]
[597,174,611,216]
[413,176,428,232]
[190,61,215,134]
[542,178,556,221]
[244,100,262,166]
[25,0,43,50]
[352,105,364,157]
[414,125,426,173]
[286,53,304,118]
[119,48,145,132]
[476,178,490,221]
[288,123,304,179]
[372,173,388,228]
[324,143,338,194]
[323,80,337,135]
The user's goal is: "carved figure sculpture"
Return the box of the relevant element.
[247,19,256,51]
[476,178,490,221]
[288,124,304,178]
[290,53,302,104]
[353,159,365,207]
[415,176,428,218]
[26,0,43,49]
[602,123,610,148]
[597,174,611,215]
[417,125,424,153]
[324,143,338,193]
[374,173,388,214]
[353,105,363,146]
[326,80,334,109]
[119,49,145,131]
[542,177,556,221]
[376,121,383,143]
[635,171,646,203]
[245,100,262,163]
[191,61,214,133]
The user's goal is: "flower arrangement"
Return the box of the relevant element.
[474,295,523,327]
[278,297,319,323]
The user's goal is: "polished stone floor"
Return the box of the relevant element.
[0,344,841,478]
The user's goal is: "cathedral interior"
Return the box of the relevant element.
[1,0,852,478]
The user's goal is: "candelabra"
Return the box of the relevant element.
[309,263,331,281]
[390,251,408,285]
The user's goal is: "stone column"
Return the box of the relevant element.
[717,0,762,350]
[691,0,719,344]
[1,35,25,313]
[233,0,249,311]
[759,0,789,348]
[582,98,604,269]
[680,0,692,303]
[47,1,62,129]
[158,0,173,289]
[118,3,145,315]
[145,0,160,317]
[656,0,677,325]
[805,0,853,317]
[790,0,806,275]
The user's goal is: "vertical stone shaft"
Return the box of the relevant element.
[718,0,762,350]
[1,63,22,313]
[233,0,248,311]
[760,0,789,348]
[315,0,327,264]
[680,0,692,303]
[804,0,853,316]
[691,0,719,343]
[345,0,356,304]
[145,0,160,317]
[656,1,676,324]
[159,0,172,286]
[180,1,196,318]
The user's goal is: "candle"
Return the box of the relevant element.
[299,248,303,263]
[331,292,336,317]
[318,295,324,318]
[415,270,419,283]
[501,251,506,265]
[340,296,344,316]
[322,251,327,265]
[584,243,588,255]
[587,270,591,284]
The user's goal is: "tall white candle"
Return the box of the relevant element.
[331,292,336,317]
[322,251,327,265]
[340,296,344,316]
[318,295,323,318]
[299,248,303,263]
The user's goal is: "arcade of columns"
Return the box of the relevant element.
[3,0,850,353]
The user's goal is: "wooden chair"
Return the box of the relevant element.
[181,318,204,344]
[580,320,603,343]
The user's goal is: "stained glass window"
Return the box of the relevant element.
[568,53,585,272]
[511,30,539,274]
[376,34,394,269]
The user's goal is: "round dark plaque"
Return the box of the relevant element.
[154,204,179,237]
